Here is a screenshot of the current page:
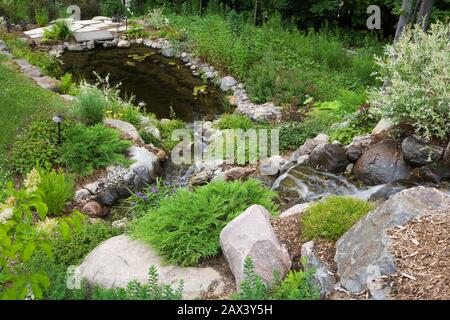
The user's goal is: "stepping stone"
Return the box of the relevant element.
[73,30,114,43]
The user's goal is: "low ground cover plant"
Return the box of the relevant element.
[74,87,108,126]
[233,257,320,300]
[300,196,374,242]
[57,124,132,177]
[130,179,278,266]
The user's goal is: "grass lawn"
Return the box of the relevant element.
[0,54,62,184]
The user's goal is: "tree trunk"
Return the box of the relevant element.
[253,0,258,26]
[417,0,434,30]
[199,0,203,16]
[394,0,413,42]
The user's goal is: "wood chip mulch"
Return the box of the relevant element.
[271,214,303,270]
[313,239,337,276]
[386,211,450,300]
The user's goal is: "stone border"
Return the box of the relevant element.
[56,32,282,123]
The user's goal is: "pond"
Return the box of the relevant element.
[61,46,225,122]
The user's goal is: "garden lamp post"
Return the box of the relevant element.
[52,114,64,145]
[124,16,128,32]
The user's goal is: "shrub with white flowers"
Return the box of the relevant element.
[369,22,450,140]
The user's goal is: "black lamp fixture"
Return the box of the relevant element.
[52,114,64,145]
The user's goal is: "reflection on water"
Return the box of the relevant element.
[61,46,225,122]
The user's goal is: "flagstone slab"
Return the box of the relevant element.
[73,30,114,43]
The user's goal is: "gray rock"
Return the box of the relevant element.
[289,134,329,164]
[128,146,160,184]
[346,145,363,162]
[212,166,255,183]
[353,140,411,185]
[335,187,450,296]
[349,134,373,152]
[260,156,285,176]
[372,119,394,135]
[117,39,131,48]
[103,118,143,143]
[444,141,450,164]
[75,189,92,204]
[32,76,59,92]
[65,42,85,52]
[280,202,312,218]
[144,125,161,140]
[86,40,95,50]
[309,143,349,173]
[411,162,450,184]
[220,76,238,92]
[75,235,226,299]
[111,217,128,229]
[401,136,443,166]
[220,205,292,289]
[301,241,335,298]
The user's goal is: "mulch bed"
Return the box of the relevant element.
[271,214,303,270]
[386,211,450,300]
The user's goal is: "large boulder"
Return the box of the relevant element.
[309,143,349,173]
[353,140,411,185]
[401,136,443,166]
[103,119,143,143]
[410,162,450,184]
[372,119,394,135]
[75,235,226,299]
[220,205,291,289]
[335,187,450,298]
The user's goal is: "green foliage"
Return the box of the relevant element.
[0,34,61,76]
[142,119,186,151]
[301,196,374,242]
[214,113,255,130]
[0,183,84,300]
[0,61,62,170]
[125,24,150,40]
[58,72,78,95]
[370,23,450,141]
[100,0,128,18]
[271,263,321,300]
[43,20,73,41]
[279,111,340,152]
[233,257,270,300]
[0,185,50,300]
[131,179,278,266]
[37,168,75,217]
[117,104,144,128]
[167,13,378,104]
[74,87,108,126]
[89,266,183,300]
[147,7,170,29]
[50,221,120,268]
[11,116,72,175]
[127,179,178,219]
[35,8,49,27]
[57,124,132,177]
[329,106,378,145]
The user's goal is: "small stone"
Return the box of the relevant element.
[117,39,131,48]
[280,202,312,218]
[220,76,238,92]
[83,201,106,217]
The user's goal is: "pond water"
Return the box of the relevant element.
[61,46,225,122]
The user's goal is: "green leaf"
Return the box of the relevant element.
[22,242,36,262]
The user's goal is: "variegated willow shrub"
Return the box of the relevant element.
[369,23,450,141]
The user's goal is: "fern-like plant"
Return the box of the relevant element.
[131,179,278,266]
[37,168,75,216]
